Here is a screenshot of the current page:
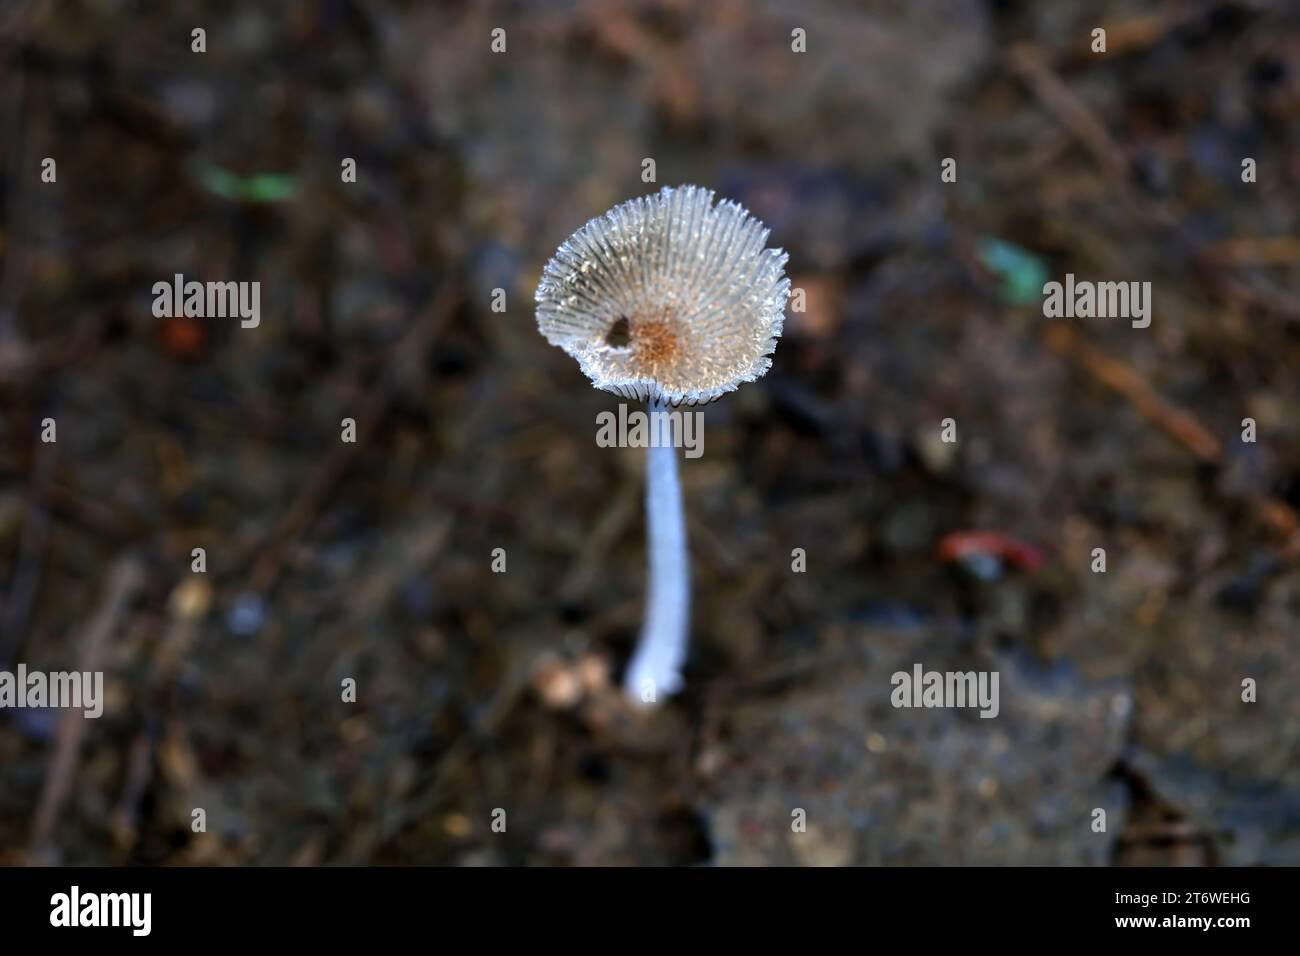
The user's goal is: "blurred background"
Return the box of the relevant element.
[0,0,1298,865]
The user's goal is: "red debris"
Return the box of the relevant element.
[937,530,1046,573]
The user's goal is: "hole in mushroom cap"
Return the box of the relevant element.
[587,306,693,392]
[605,316,631,348]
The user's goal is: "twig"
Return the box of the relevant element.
[108,728,155,854]
[1060,1,1213,65]
[29,555,146,859]
[1007,44,1128,179]
[1044,323,1299,545]
[1011,33,1300,329]
[1044,324,1221,462]
[1202,237,1300,268]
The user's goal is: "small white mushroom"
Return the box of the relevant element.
[536,185,789,704]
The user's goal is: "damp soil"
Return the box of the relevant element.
[0,0,1297,865]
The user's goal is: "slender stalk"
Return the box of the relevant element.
[624,397,690,704]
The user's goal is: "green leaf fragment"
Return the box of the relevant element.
[977,237,1049,306]
[200,166,300,203]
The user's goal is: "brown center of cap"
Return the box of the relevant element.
[631,318,680,372]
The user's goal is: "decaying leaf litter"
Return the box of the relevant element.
[0,0,1297,864]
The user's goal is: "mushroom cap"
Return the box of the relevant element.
[535,185,789,406]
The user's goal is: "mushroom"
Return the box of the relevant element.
[535,184,789,705]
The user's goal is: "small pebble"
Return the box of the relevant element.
[532,655,583,710]
[170,577,212,620]
[226,592,266,636]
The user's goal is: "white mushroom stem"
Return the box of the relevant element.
[624,397,690,704]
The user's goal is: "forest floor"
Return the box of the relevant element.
[0,0,1297,864]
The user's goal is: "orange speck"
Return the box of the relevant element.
[162,316,206,361]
